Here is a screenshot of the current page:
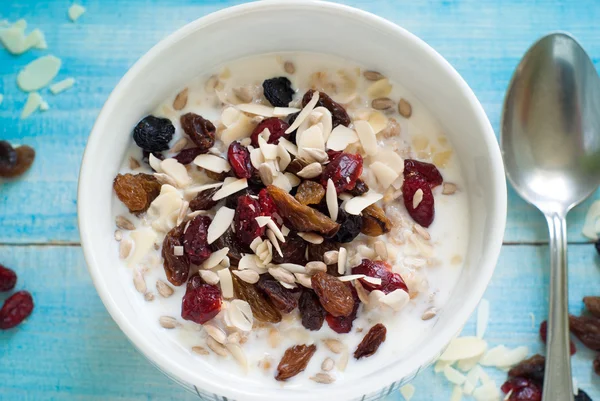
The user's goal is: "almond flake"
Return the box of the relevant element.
[354,281,370,305]
[232,269,259,284]
[221,106,242,127]
[268,266,295,284]
[582,199,600,239]
[218,268,234,298]
[276,263,306,274]
[267,229,283,257]
[212,178,248,201]
[258,163,275,185]
[160,158,192,188]
[476,299,490,339]
[372,149,405,174]
[344,192,383,215]
[326,179,338,222]
[374,240,388,260]
[439,337,488,362]
[17,55,62,92]
[450,386,464,401]
[354,120,378,156]
[258,135,279,160]
[371,161,399,189]
[297,162,322,179]
[169,137,188,154]
[285,172,301,187]
[362,276,382,286]
[250,147,265,169]
[199,270,219,285]
[463,380,476,395]
[281,225,290,236]
[128,228,157,267]
[338,274,365,282]
[220,113,255,146]
[273,107,300,117]
[298,232,324,244]
[266,219,285,243]
[276,143,292,171]
[236,103,274,117]
[367,78,392,98]
[201,247,230,270]
[444,365,467,385]
[285,90,319,134]
[400,384,416,401]
[435,360,452,373]
[323,250,339,265]
[194,154,231,173]
[298,124,325,153]
[148,153,163,173]
[272,173,292,192]
[227,299,254,332]
[255,216,271,227]
[278,137,298,156]
[327,125,359,151]
[302,147,328,164]
[207,207,234,244]
[368,111,389,134]
[413,189,424,209]
[184,182,224,199]
[337,247,347,275]
[312,107,333,141]
[204,324,227,344]
[472,381,499,401]
[380,289,410,311]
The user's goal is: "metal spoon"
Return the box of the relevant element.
[502,33,600,401]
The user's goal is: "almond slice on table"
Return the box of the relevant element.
[438,337,488,362]
[194,154,231,173]
[354,120,378,156]
[207,207,234,244]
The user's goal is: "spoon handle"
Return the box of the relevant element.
[542,213,574,401]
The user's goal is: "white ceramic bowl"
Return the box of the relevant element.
[78,1,507,400]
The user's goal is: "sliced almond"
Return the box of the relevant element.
[298,124,325,153]
[327,125,359,151]
[285,172,301,187]
[338,274,365,282]
[212,178,248,201]
[184,182,224,198]
[354,280,370,304]
[272,173,292,192]
[305,261,327,274]
[274,143,292,172]
[266,219,285,243]
[344,192,383,215]
[285,90,319,134]
[250,147,265,169]
[337,247,347,275]
[232,269,259,284]
[297,162,322,179]
[153,172,178,188]
[368,111,389,134]
[372,149,404,174]
[380,289,410,311]
[201,247,230,270]
[313,106,333,141]
[218,268,234,298]
[371,161,399,189]
[199,270,220,285]
[227,299,254,332]
[149,153,163,173]
[207,207,235,244]
[258,163,275,185]
[367,78,392,98]
[258,135,279,160]
[438,337,488,362]
[273,106,300,117]
[236,103,274,117]
[325,178,339,222]
[194,154,231,173]
[354,120,378,156]
[302,147,328,164]
[220,113,255,146]
[255,216,272,227]
[267,229,283,257]
[221,106,242,127]
[298,232,324,244]
[278,137,298,156]
[374,240,388,260]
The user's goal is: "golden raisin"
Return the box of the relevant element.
[232,274,282,323]
[311,272,354,317]
[275,344,317,381]
[360,204,392,236]
[295,181,325,205]
[113,173,161,214]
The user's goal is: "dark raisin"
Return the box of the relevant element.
[302,89,351,128]
[584,296,600,318]
[299,290,325,331]
[113,173,161,214]
[0,145,35,178]
[352,259,408,294]
[286,158,309,175]
[286,112,300,143]
[189,188,219,211]
[250,117,290,146]
[402,172,435,227]
[210,228,247,266]
[174,147,204,164]
[225,186,260,209]
[321,152,363,194]
[569,314,600,351]
[539,320,576,355]
[162,223,190,286]
[275,344,316,381]
[348,179,369,196]
[0,264,17,292]
[205,169,230,182]
[234,195,265,246]
[354,323,386,359]
[263,77,295,107]
[404,159,443,188]
[311,272,354,317]
[180,113,215,151]
[133,116,175,152]
[326,283,360,333]
[272,233,307,265]
[142,150,164,166]
[575,389,593,401]
[181,274,222,324]
[183,215,212,265]
[227,141,254,179]
[307,241,339,263]
[0,290,34,330]
[508,354,545,384]
[330,209,362,243]
[256,275,298,314]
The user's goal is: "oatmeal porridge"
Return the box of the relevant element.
[111,52,469,387]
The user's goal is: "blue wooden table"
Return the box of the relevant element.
[1,1,599,400]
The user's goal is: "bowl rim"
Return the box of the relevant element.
[78,1,507,400]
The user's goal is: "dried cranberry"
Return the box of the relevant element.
[258,188,278,217]
[234,195,265,246]
[174,147,204,164]
[501,377,542,401]
[331,209,363,243]
[262,77,295,107]
[272,233,307,265]
[250,117,290,147]
[0,290,34,329]
[402,172,435,227]
[326,149,342,161]
[539,320,576,355]
[0,264,17,292]
[352,259,408,294]
[299,289,326,331]
[326,283,360,333]
[133,116,175,152]
[321,152,363,194]
[180,113,215,151]
[404,159,443,188]
[183,215,212,265]
[302,90,351,128]
[227,141,254,178]
[256,275,298,314]
[181,275,222,324]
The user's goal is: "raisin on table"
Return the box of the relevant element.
[181,274,222,324]
[113,173,161,214]
[256,275,298,314]
[263,77,295,107]
[507,354,545,383]
[0,290,34,330]
[311,271,354,317]
[354,323,387,359]
[180,113,215,151]
[0,143,35,178]
[232,275,281,323]
[569,314,600,351]
[584,296,600,318]
[162,223,190,286]
[302,89,351,128]
[133,115,175,152]
[275,344,317,381]
[299,290,325,331]
[360,204,392,236]
[0,264,17,292]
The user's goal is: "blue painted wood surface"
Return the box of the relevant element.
[0,1,599,400]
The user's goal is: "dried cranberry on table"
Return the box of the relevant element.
[250,117,290,146]
[352,259,408,294]
[330,209,363,243]
[0,264,17,292]
[183,215,212,265]
[539,320,576,355]
[256,275,298,314]
[0,142,35,178]
[113,173,161,214]
[173,147,204,165]
[402,172,435,227]
[181,274,222,325]
[501,377,542,401]
[162,223,190,286]
[321,152,363,194]
[404,159,443,188]
[180,113,215,151]
[234,195,265,246]
[0,290,34,330]
[299,289,326,331]
[133,116,175,152]
[227,141,254,179]
[262,77,295,107]
[326,283,360,334]
[301,89,351,128]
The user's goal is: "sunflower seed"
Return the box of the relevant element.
[144,292,155,302]
[159,316,179,329]
[204,324,227,344]
[322,357,335,372]
[310,373,335,384]
[398,98,412,118]
[156,280,174,298]
[303,147,328,164]
[233,86,253,103]
[232,269,260,284]
[227,332,241,344]
[374,240,388,260]
[422,307,438,320]
[226,343,248,370]
[268,328,281,348]
[354,280,370,305]
[284,61,296,74]
[298,232,324,244]
[305,261,327,275]
[173,88,189,110]
[268,266,295,284]
[133,269,146,293]
[363,70,385,81]
[295,273,313,288]
[129,157,141,170]
[323,338,345,354]
[371,97,395,110]
[116,215,135,230]
[192,346,209,355]
[205,75,219,93]
[114,230,123,241]
[323,250,339,265]
[297,162,322,179]
[442,182,457,195]
[170,137,188,154]
[207,337,229,357]
[413,224,431,240]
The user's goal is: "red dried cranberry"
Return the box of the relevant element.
[234,195,265,246]
[402,172,435,227]
[321,152,363,194]
[181,275,222,324]
[258,188,278,217]
[404,159,443,188]
[0,264,17,292]
[352,259,408,294]
[227,141,254,178]
[272,233,307,265]
[327,149,342,161]
[250,117,290,147]
[326,283,360,334]
[174,147,204,164]
[0,290,34,329]
[539,320,576,355]
[501,377,542,401]
[183,215,212,265]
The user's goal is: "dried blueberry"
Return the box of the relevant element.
[133,116,175,152]
[331,209,363,243]
[263,77,295,107]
